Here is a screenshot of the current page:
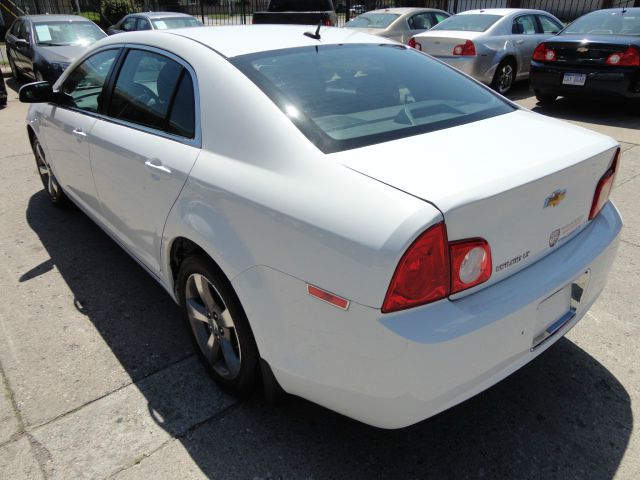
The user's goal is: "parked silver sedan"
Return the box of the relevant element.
[344,7,450,44]
[409,8,563,94]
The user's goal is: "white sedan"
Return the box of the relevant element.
[20,25,622,429]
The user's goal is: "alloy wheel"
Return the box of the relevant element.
[34,139,63,201]
[184,273,242,380]
[497,63,514,94]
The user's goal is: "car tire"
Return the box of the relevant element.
[491,58,516,95]
[534,90,557,105]
[32,136,69,207]
[177,255,259,395]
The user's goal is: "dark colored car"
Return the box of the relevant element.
[0,74,7,106]
[5,15,106,84]
[530,8,640,104]
[107,12,202,35]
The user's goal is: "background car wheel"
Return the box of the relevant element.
[534,90,557,105]
[177,255,259,395]
[491,59,516,95]
[32,137,68,206]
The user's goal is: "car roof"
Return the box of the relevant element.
[458,8,550,17]
[365,8,447,15]
[137,12,194,19]
[20,14,93,22]
[133,25,398,58]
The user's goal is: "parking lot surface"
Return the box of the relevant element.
[1,78,639,479]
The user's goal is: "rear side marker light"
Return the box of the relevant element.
[589,148,620,220]
[605,47,640,66]
[453,40,476,56]
[449,239,492,294]
[532,43,556,62]
[408,38,421,50]
[307,284,350,310]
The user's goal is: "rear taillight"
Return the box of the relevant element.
[532,43,556,62]
[323,18,332,26]
[589,148,620,220]
[408,38,421,50]
[449,239,492,294]
[452,40,476,56]
[382,224,493,313]
[382,223,449,313]
[605,47,640,66]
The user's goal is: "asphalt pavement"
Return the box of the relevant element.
[0,78,639,479]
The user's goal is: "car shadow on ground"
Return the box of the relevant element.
[25,190,632,479]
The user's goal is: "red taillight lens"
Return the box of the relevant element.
[382,223,449,313]
[532,43,556,62]
[408,38,421,50]
[323,18,332,26]
[449,239,492,294]
[605,47,640,66]
[589,148,620,220]
[452,40,476,56]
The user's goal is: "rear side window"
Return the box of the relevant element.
[513,15,538,35]
[431,14,501,32]
[538,15,562,34]
[108,49,195,137]
[232,44,513,153]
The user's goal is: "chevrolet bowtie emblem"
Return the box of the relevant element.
[544,189,567,208]
[577,47,589,53]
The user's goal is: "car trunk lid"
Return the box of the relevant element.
[544,35,638,66]
[334,110,619,294]
[413,31,483,56]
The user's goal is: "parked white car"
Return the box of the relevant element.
[409,8,564,94]
[20,25,621,429]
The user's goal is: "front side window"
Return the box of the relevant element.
[431,14,501,32]
[33,21,105,46]
[137,18,152,30]
[108,49,195,137]
[408,13,434,30]
[538,15,562,34]
[61,49,119,112]
[121,17,138,32]
[232,44,513,153]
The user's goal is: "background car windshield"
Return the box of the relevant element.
[345,13,400,29]
[33,21,106,46]
[430,14,501,32]
[232,44,513,153]
[562,11,640,35]
[151,17,202,29]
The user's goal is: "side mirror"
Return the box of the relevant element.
[19,82,54,103]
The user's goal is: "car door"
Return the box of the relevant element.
[13,20,32,74]
[511,14,539,76]
[39,48,121,217]
[89,47,200,274]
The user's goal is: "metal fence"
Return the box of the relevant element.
[2,0,640,36]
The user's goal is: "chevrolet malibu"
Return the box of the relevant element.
[19,25,622,429]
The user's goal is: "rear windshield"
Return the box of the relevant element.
[267,0,334,12]
[231,44,513,153]
[562,10,640,35]
[430,14,501,32]
[151,17,202,29]
[345,13,400,29]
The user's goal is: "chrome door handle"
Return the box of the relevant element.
[516,40,525,45]
[144,160,171,174]
[72,128,87,138]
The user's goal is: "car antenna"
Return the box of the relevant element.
[304,22,322,41]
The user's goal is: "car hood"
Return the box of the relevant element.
[37,45,88,63]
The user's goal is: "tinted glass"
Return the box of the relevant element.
[232,44,513,153]
[33,21,105,46]
[434,13,448,23]
[109,50,184,131]
[168,73,195,138]
[62,49,119,112]
[408,13,434,30]
[121,17,138,31]
[137,18,152,30]
[268,0,334,11]
[345,13,399,29]
[431,14,501,32]
[562,10,640,35]
[151,17,202,29]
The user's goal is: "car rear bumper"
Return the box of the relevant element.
[530,61,640,99]
[233,202,622,429]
